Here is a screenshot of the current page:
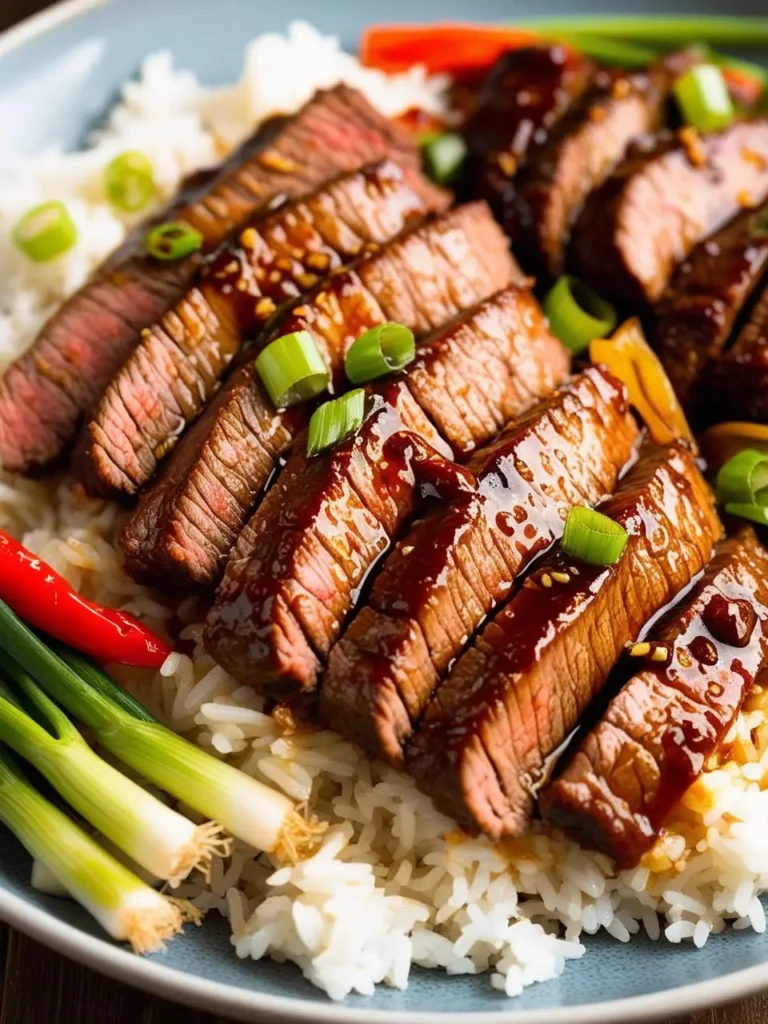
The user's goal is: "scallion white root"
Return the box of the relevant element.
[0,746,189,953]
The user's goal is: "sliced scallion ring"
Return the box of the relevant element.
[724,502,768,526]
[145,221,203,261]
[307,389,367,458]
[12,202,78,263]
[422,132,467,186]
[104,151,156,213]
[255,331,330,409]
[716,449,768,507]
[673,64,735,133]
[345,323,416,384]
[561,506,628,566]
[543,276,617,354]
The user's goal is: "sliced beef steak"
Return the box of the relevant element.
[204,287,569,695]
[706,281,768,424]
[406,442,721,839]
[77,161,437,499]
[571,118,768,306]
[542,528,768,868]
[463,45,595,217]
[653,201,768,410]
[121,203,520,590]
[321,367,638,765]
[0,86,425,475]
[511,66,668,280]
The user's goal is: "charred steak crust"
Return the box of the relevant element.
[510,66,666,280]
[463,45,595,217]
[204,287,569,696]
[406,442,721,840]
[654,200,768,410]
[706,281,768,425]
[320,367,639,765]
[571,118,768,307]
[0,85,424,476]
[120,203,520,590]
[541,528,768,868]
[76,160,438,500]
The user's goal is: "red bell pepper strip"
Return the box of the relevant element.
[360,23,539,77]
[0,529,172,669]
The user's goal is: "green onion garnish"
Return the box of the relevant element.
[12,201,78,263]
[522,16,768,46]
[0,600,322,864]
[255,330,330,408]
[562,506,629,566]
[674,65,735,133]
[307,389,367,458]
[724,502,768,526]
[543,276,617,354]
[104,151,156,213]
[716,449,768,507]
[145,221,203,261]
[0,744,192,953]
[345,323,416,384]
[422,132,468,186]
[0,663,227,886]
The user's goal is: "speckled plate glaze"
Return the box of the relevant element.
[1,1,767,1020]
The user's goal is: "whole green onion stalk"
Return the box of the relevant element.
[0,665,230,886]
[0,601,325,864]
[0,744,199,952]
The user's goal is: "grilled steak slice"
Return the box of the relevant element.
[121,203,520,590]
[77,161,437,499]
[406,442,721,839]
[542,528,768,868]
[321,367,639,764]
[463,45,595,216]
[511,66,667,280]
[204,287,569,694]
[571,118,768,306]
[654,201,768,410]
[706,282,768,424]
[0,85,425,476]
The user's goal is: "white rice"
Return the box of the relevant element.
[1,21,768,1004]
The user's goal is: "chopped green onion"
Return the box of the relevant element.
[562,506,629,566]
[307,389,367,458]
[0,744,192,953]
[716,449,768,507]
[255,331,330,408]
[422,132,467,186]
[104,151,156,213]
[12,202,78,263]
[724,503,768,526]
[345,323,416,384]
[0,601,323,865]
[0,663,227,886]
[543,276,617,354]
[145,221,203,261]
[674,65,735,133]
[521,16,768,46]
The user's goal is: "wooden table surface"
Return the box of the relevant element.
[0,0,766,1020]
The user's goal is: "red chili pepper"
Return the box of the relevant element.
[0,529,172,669]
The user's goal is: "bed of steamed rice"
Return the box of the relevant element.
[1,23,767,1003]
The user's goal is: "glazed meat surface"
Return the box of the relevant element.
[76,161,439,499]
[406,442,721,839]
[204,288,569,695]
[571,118,768,306]
[321,367,639,764]
[121,203,520,590]
[706,282,768,424]
[542,529,768,868]
[0,85,423,475]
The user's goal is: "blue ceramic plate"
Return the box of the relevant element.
[1,1,767,1020]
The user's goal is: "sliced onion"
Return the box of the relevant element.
[561,506,628,566]
[543,276,617,354]
[306,389,367,458]
[255,331,330,409]
[345,323,416,384]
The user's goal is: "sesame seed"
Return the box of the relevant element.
[628,642,651,657]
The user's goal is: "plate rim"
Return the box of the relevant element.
[1,0,768,1020]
